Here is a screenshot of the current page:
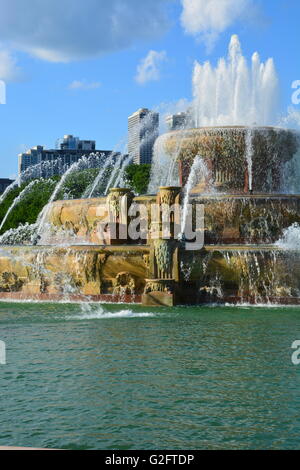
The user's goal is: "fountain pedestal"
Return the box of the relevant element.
[142,187,181,307]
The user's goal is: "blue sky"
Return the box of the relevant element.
[0,0,300,178]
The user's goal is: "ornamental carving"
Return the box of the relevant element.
[113,272,136,296]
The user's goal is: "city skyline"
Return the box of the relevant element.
[0,0,299,178]
[17,133,113,177]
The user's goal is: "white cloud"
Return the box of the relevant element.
[0,0,170,62]
[68,80,101,90]
[279,107,300,130]
[135,50,167,85]
[0,45,22,81]
[180,0,251,50]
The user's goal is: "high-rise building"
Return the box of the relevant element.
[18,135,112,176]
[128,108,159,164]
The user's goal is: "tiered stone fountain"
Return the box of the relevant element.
[1,36,300,306]
[0,125,300,306]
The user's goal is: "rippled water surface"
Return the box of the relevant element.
[0,302,300,450]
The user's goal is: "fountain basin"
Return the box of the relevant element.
[160,126,299,193]
[41,193,300,246]
[0,245,149,302]
[0,244,300,305]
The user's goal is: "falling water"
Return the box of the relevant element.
[0,223,37,245]
[276,223,300,250]
[245,128,254,191]
[113,154,132,189]
[148,135,171,193]
[0,180,19,206]
[36,155,102,242]
[148,133,181,193]
[283,141,300,193]
[180,156,210,236]
[0,179,41,232]
[85,153,116,198]
[192,35,279,127]
[165,131,186,187]
[85,135,129,198]
[104,154,128,195]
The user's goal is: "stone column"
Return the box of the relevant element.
[142,186,181,307]
[107,188,134,245]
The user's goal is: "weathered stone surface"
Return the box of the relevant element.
[47,198,108,244]
[180,247,300,304]
[142,292,175,307]
[192,195,300,244]
[0,246,149,299]
[162,126,298,193]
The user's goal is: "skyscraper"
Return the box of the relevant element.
[128,108,159,164]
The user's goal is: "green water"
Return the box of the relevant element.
[0,302,300,450]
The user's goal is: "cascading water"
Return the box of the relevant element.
[0,150,130,246]
[85,153,115,198]
[148,135,173,193]
[148,131,184,193]
[113,154,132,190]
[276,223,300,250]
[85,135,129,198]
[245,128,254,192]
[180,156,210,237]
[35,154,104,243]
[104,154,128,195]
[0,223,37,245]
[283,139,300,193]
[165,132,186,187]
[0,179,40,232]
[0,180,19,206]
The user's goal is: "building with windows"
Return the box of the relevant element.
[18,135,112,176]
[0,178,14,194]
[165,112,188,131]
[165,109,195,132]
[56,135,96,151]
[128,109,159,164]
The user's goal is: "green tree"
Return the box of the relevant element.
[124,164,151,194]
[0,164,132,235]
[0,178,59,234]
[55,168,100,200]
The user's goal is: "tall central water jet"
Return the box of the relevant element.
[192,35,279,127]
[149,35,281,193]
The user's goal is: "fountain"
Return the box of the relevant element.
[0,35,300,306]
